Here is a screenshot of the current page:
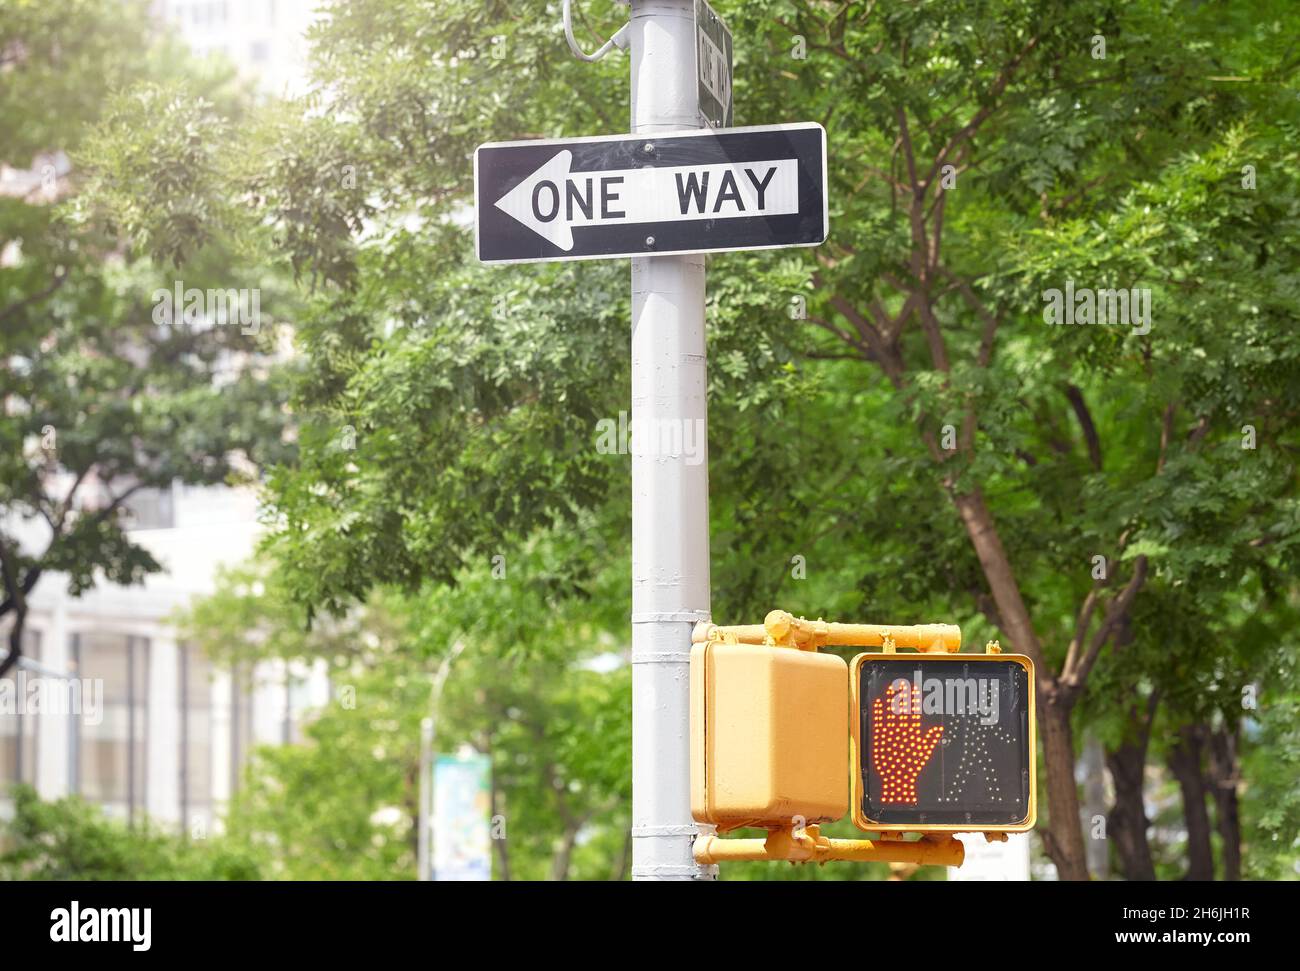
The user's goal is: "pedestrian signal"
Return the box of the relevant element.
[851,654,1036,832]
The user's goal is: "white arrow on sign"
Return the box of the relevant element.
[494,150,799,251]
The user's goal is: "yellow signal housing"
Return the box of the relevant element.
[690,640,848,832]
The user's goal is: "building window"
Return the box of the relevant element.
[72,633,148,824]
[179,644,213,834]
[283,665,319,745]
[120,485,175,531]
[0,630,41,790]
[229,664,255,794]
[77,477,175,530]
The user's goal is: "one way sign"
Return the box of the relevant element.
[474,123,827,265]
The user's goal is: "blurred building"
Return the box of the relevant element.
[1,1,327,836]
[1,482,329,834]
[151,0,320,97]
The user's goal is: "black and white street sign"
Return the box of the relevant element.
[695,0,733,129]
[474,122,827,265]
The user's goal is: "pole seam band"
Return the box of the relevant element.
[631,824,699,837]
[630,652,692,664]
[631,610,711,624]
[631,864,709,878]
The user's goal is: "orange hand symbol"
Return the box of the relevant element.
[871,678,944,804]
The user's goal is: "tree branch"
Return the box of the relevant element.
[0,267,69,326]
[925,33,1041,188]
[1064,555,1149,696]
[1157,403,1176,473]
[1064,384,1103,472]
[0,538,32,676]
[1061,587,1101,680]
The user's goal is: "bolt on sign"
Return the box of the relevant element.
[850,654,1037,832]
[474,123,828,264]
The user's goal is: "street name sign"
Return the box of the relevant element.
[474,122,828,265]
[695,0,733,128]
[850,653,1037,833]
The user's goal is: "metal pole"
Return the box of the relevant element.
[417,716,433,881]
[418,641,465,880]
[628,0,714,881]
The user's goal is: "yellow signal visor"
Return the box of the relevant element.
[850,653,1037,833]
[691,642,848,832]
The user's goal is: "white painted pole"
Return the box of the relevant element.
[628,0,715,881]
[417,716,433,880]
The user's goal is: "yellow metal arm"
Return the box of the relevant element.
[693,825,965,867]
[692,609,961,653]
[689,608,972,869]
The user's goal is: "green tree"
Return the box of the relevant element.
[85,0,1300,880]
[1241,657,1300,879]
[0,0,293,674]
[176,543,633,880]
[0,785,262,880]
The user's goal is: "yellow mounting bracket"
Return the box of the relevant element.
[693,824,965,868]
[704,624,739,647]
[692,609,962,654]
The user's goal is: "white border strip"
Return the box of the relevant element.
[473,122,829,266]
